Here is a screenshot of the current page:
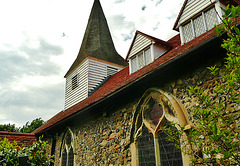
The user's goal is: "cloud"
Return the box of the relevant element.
[155,0,163,6]
[0,0,184,127]
[0,82,64,127]
[114,0,125,3]
[0,35,65,127]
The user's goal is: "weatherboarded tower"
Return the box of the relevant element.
[64,0,127,110]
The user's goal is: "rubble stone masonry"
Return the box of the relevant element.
[52,61,240,165]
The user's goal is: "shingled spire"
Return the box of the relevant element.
[65,0,127,77]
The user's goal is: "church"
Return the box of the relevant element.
[1,0,240,165]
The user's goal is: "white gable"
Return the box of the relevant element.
[177,0,217,28]
[128,33,152,60]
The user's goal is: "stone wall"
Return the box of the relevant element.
[169,62,240,126]
[53,103,136,166]
[51,62,240,165]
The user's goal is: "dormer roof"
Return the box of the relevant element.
[125,30,172,61]
[65,0,127,78]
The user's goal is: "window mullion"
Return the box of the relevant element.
[67,154,69,166]
[154,137,161,166]
[143,51,146,66]
[191,19,196,38]
[179,26,185,45]
[129,59,133,74]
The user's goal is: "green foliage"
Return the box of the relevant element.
[0,124,20,133]
[0,118,45,133]
[0,138,20,166]
[20,118,45,133]
[164,5,240,165]
[0,137,54,166]
[27,136,54,166]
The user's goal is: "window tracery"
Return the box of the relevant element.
[130,89,192,166]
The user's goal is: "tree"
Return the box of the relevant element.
[0,124,19,133]
[0,118,45,133]
[20,118,45,133]
[164,5,240,165]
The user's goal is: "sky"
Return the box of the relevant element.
[0,0,183,127]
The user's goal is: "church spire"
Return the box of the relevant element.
[65,0,127,77]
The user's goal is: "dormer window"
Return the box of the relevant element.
[127,31,172,75]
[130,48,152,73]
[181,7,219,44]
[173,0,229,45]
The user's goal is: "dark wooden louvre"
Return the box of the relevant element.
[107,66,118,77]
[138,125,156,166]
[61,148,67,166]
[72,75,78,90]
[158,124,183,166]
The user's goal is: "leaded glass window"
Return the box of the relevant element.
[62,148,67,166]
[130,47,152,74]
[181,7,220,44]
[138,126,156,166]
[61,132,74,166]
[193,14,206,37]
[131,89,191,166]
[182,22,195,43]
[205,7,218,30]
[158,123,183,166]
[131,56,137,73]
[68,148,74,166]
[145,98,163,126]
[145,48,152,65]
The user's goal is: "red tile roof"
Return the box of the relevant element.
[35,12,240,134]
[167,34,181,48]
[0,132,36,147]
[34,23,222,134]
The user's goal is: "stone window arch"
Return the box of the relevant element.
[130,88,192,166]
[60,128,75,166]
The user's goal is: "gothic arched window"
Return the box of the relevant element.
[61,130,74,166]
[130,89,192,166]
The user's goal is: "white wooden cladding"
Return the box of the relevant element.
[64,58,123,110]
[177,0,216,28]
[128,34,152,60]
[64,59,89,110]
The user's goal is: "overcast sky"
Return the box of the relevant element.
[0,0,183,127]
